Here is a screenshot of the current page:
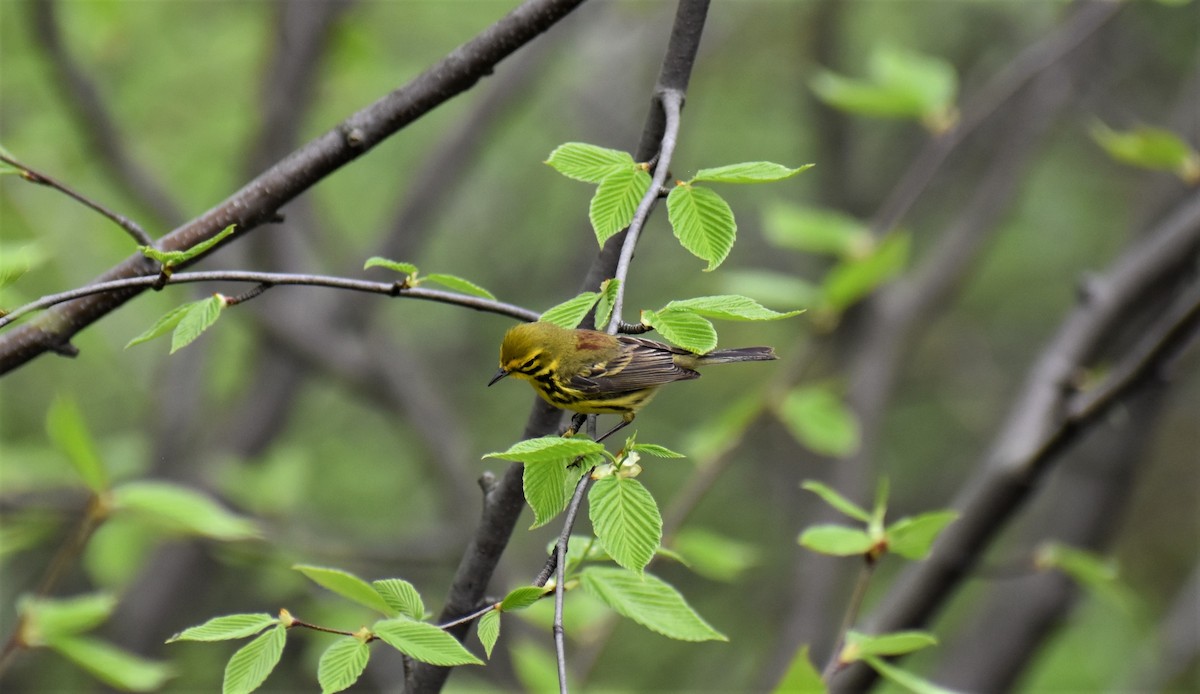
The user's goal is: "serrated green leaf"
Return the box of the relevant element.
[1091,122,1200,181]
[631,443,685,459]
[540,292,600,329]
[372,618,483,666]
[477,610,500,659]
[580,567,726,642]
[663,295,803,321]
[500,586,550,611]
[774,645,825,693]
[589,166,653,246]
[371,579,424,620]
[641,309,717,354]
[170,294,225,354]
[112,481,260,540]
[692,161,813,184]
[167,614,278,643]
[822,232,910,312]
[484,436,607,464]
[778,387,860,457]
[222,625,286,694]
[522,456,571,529]
[886,511,959,560]
[45,396,108,494]
[48,635,172,692]
[139,224,236,267]
[293,565,393,615]
[589,476,662,574]
[594,278,621,328]
[422,273,496,300]
[125,302,195,349]
[720,271,822,313]
[363,257,418,276]
[545,142,634,183]
[798,525,874,556]
[801,481,871,523]
[764,204,873,258]
[672,528,760,582]
[317,637,370,694]
[861,655,958,694]
[1035,542,1135,612]
[19,593,116,643]
[667,184,737,271]
[847,629,937,657]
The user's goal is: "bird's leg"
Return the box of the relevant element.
[594,416,633,444]
[560,413,588,437]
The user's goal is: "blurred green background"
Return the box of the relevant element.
[1,0,1197,691]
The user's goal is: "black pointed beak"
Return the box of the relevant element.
[487,368,510,387]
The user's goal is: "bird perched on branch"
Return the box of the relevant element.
[489,321,776,439]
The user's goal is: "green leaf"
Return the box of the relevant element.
[822,232,910,312]
[580,567,726,642]
[764,204,873,258]
[886,511,959,560]
[45,396,109,494]
[112,481,260,540]
[317,637,370,694]
[798,525,874,556]
[720,271,822,313]
[778,387,861,457]
[1035,542,1135,612]
[500,586,550,611]
[170,294,225,354]
[421,273,496,300]
[19,593,116,642]
[847,629,938,657]
[477,610,500,659]
[484,436,607,465]
[640,309,717,354]
[810,46,957,126]
[125,302,195,349]
[672,528,760,582]
[667,184,737,271]
[139,224,235,267]
[222,625,286,694]
[631,443,685,459]
[773,645,826,693]
[372,579,424,620]
[1091,122,1200,181]
[539,292,600,329]
[801,481,872,523]
[363,257,418,276]
[589,476,662,574]
[48,635,172,692]
[692,161,813,184]
[522,457,571,529]
[167,614,278,643]
[861,655,959,694]
[663,294,803,321]
[589,165,653,246]
[372,618,483,666]
[0,242,48,290]
[293,565,393,616]
[594,278,621,329]
[545,142,635,183]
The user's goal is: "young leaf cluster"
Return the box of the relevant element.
[810,46,959,132]
[363,257,496,299]
[798,480,958,562]
[547,143,811,271]
[138,224,236,270]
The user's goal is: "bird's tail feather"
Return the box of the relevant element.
[698,346,777,364]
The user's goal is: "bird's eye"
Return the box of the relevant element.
[518,355,538,372]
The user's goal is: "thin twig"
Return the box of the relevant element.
[0,270,539,329]
[437,603,498,631]
[1,154,153,246]
[822,558,876,682]
[605,89,684,334]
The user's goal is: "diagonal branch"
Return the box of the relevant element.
[0,0,589,375]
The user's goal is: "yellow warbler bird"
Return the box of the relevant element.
[489,321,776,437]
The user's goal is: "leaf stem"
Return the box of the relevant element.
[822,556,876,682]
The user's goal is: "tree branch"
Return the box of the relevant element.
[0,0,589,374]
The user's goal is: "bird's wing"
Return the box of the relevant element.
[569,337,700,394]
